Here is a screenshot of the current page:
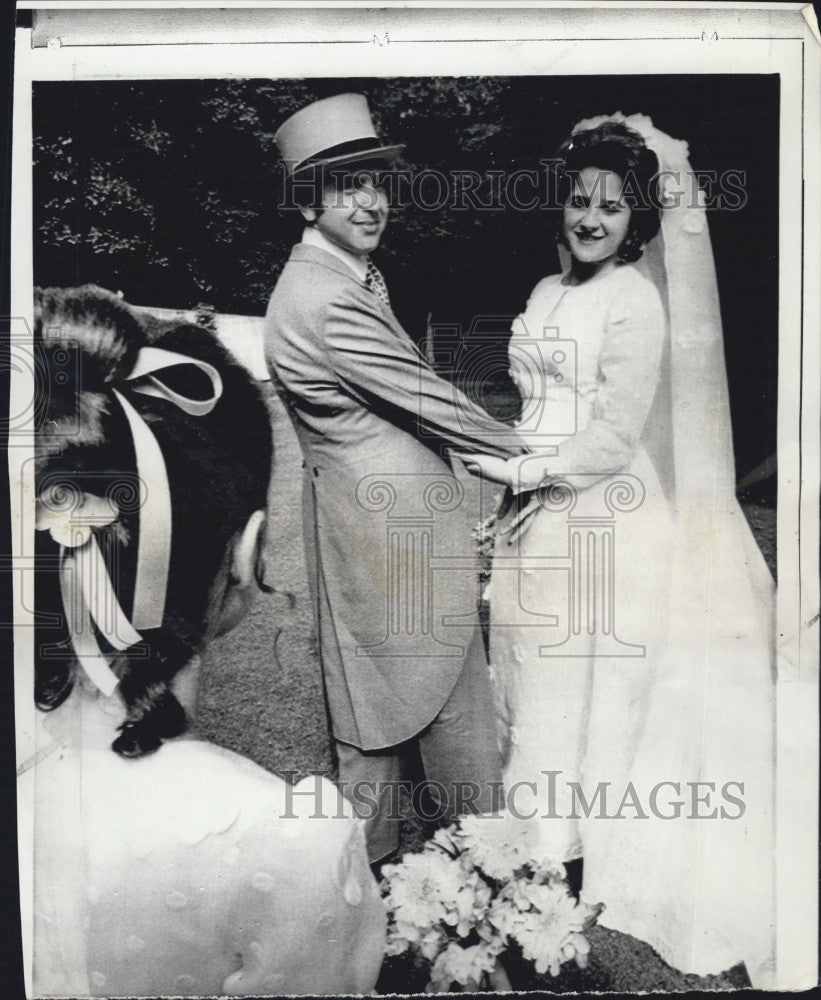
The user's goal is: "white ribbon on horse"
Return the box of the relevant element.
[36,346,223,695]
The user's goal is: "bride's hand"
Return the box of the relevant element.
[455,454,513,486]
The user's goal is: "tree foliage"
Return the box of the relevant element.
[33,75,779,473]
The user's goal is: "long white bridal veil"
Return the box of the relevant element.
[561,114,777,986]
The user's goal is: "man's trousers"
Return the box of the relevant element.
[335,626,504,862]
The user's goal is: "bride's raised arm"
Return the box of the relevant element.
[506,271,665,494]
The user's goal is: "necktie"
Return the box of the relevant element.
[365,259,391,310]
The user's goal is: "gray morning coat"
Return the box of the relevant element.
[264,244,522,750]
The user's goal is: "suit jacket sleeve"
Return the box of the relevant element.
[323,288,523,460]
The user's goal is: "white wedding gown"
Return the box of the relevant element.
[487,260,776,985]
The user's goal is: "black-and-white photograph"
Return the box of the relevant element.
[8,3,819,997]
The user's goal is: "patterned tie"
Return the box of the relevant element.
[365,259,391,310]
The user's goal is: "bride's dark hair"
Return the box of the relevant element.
[554,120,661,262]
[34,285,273,757]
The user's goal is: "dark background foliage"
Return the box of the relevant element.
[33,75,778,482]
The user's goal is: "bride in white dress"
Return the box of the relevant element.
[461,115,776,987]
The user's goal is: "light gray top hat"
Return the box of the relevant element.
[274,93,404,179]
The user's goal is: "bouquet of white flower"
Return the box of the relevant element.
[381,812,603,992]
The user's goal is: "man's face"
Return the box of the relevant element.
[301,170,389,258]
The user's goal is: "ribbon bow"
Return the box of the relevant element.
[35,346,223,696]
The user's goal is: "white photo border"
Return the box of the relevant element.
[10,2,820,994]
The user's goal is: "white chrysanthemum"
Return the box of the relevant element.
[383,845,492,941]
[428,941,500,991]
[458,811,541,881]
[511,882,587,976]
[382,815,598,989]
[382,849,458,934]
[487,894,527,937]
[418,927,447,962]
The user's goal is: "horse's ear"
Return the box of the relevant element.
[34,286,148,460]
[35,285,146,384]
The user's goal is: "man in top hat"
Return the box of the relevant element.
[264,94,525,864]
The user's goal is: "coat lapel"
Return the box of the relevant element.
[288,244,424,357]
[289,242,361,283]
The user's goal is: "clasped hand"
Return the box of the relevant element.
[454,452,551,543]
[456,453,514,486]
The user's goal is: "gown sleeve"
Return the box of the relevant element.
[323,288,524,460]
[508,273,666,493]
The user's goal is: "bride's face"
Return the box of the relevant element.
[563,167,632,270]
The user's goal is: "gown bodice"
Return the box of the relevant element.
[504,265,667,491]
